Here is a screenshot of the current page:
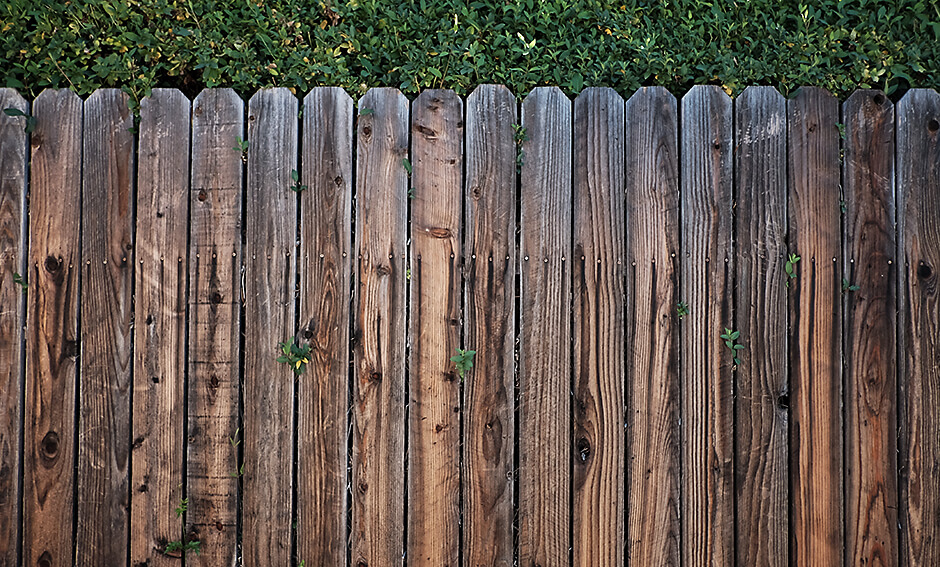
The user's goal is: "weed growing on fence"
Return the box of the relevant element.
[174,497,188,518]
[289,169,307,192]
[402,158,412,175]
[512,123,527,173]
[229,463,245,478]
[229,428,241,448]
[3,107,35,133]
[720,328,744,366]
[676,301,689,319]
[232,136,248,163]
[165,539,201,557]
[276,337,312,375]
[451,348,476,381]
[359,107,374,116]
[785,253,801,287]
[12,272,26,294]
[836,122,846,139]
[842,278,860,292]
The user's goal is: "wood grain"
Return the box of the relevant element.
[130,89,191,566]
[518,86,571,567]
[843,89,898,567]
[787,86,843,566]
[186,88,243,567]
[76,88,135,566]
[733,86,789,567]
[407,89,463,566]
[242,88,298,567]
[297,86,353,566]
[0,87,27,567]
[463,84,516,567]
[624,87,680,567]
[897,88,940,567]
[572,87,625,567]
[678,85,734,567]
[351,88,408,567]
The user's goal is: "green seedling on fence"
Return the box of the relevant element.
[165,539,201,557]
[12,272,26,294]
[3,107,36,134]
[408,187,415,199]
[402,158,412,175]
[174,497,188,518]
[842,278,860,292]
[676,301,689,319]
[406,268,411,280]
[276,336,312,375]
[450,348,476,381]
[512,123,528,172]
[289,169,307,192]
[229,427,241,448]
[232,136,248,163]
[359,107,374,116]
[836,121,846,139]
[229,463,245,478]
[785,253,800,287]
[720,328,744,366]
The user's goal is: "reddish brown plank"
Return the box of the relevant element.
[679,84,734,567]
[787,86,843,566]
[130,89,191,565]
[572,86,625,567]
[897,88,940,567]
[624,87,680,566]
[518,86,571,567]
[407,89,463,566]
[186,88,243,567]
[733,86,789,567]
[351,88,408,567]
[242,88,298,567]
[76,88,135,566]
[843,89,898,567]
[297,87,353,566]
[0,87,27,567]
[463,84,516,567]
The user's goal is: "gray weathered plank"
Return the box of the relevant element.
[351,88,408,567]
[186,88,243,567]
[0,87,27,567]
[407,89,463,566]
[624,86,680,566]
[76,88,135,566]
[518,86,572,567]
[572,86,625,567]
[297,86,353,567]
[897,88,940,567]
[843,89,898,567]
[679,84,734,566]
[787,86,843,566]
[463,84,516,567]
[131,89,191,565]
[733,86,789,567]
[242,88,298,567]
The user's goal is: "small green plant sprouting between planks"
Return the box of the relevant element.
[512,123,528,173]
[3,107,36,134]
[12,272,27,294]
[842,278,860,293]
[835,121,846,139]
[359,107,374,116]
[406,267,412,280]
[450,348,476,381]
[676,301,689,319]
[232,136,248,163]
[165,539,201,557]
[174,497,188,518]
[785,253,801,287]
[289,169,307,192]
[402,158,413,175]
[229,463,245,478]
[276,337,312,375]
[229,427,241,448]
[720,328,744,366]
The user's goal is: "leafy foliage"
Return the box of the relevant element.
[676,301,688,319]
[450,348,476,380]
[720,328,744,366]
[276,336,312,376]
[3,107,35,133]
[785,253,801,287]
[165,539,201,557]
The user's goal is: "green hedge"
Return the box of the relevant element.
[2,0,938,105]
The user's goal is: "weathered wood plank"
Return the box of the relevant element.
[131,89,191,566]
[407,89,463,566]
[186,88,243,567]
[297,87,353,567]
[463,84,516,567]
[733,86,789,567]
[351,88,408,567]
[787,86,843,566]
[843,89,898,567]
[897,88,940,567]
[76,88,135,566]
[678,84,734,567]
[242,88,298,567]
[624,86,680,566]
[0,87,27,567]
[518,86,571,567]
[572,86,625,567]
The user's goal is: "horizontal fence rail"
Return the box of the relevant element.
[0,85,938,567]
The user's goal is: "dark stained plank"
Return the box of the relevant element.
[678,85,734,566]
[407,89,463,566]
[624,87,680,566]
[572,87,625,567]
[843,89,898,567]
[76,88,135,566]
[242,87,298,567]
[130,89,191,566]
[23,89,82,567]
[897,88,940,567]
[787,86,843,566]
[297,87,353,567]
[186,88,243,567]
[462,84,516,567]
[518,86,571,567]
[733,86,789,567]
[351,88,408,567]
[0,87,27,567]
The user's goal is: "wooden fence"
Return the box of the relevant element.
[0,84,937,567]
